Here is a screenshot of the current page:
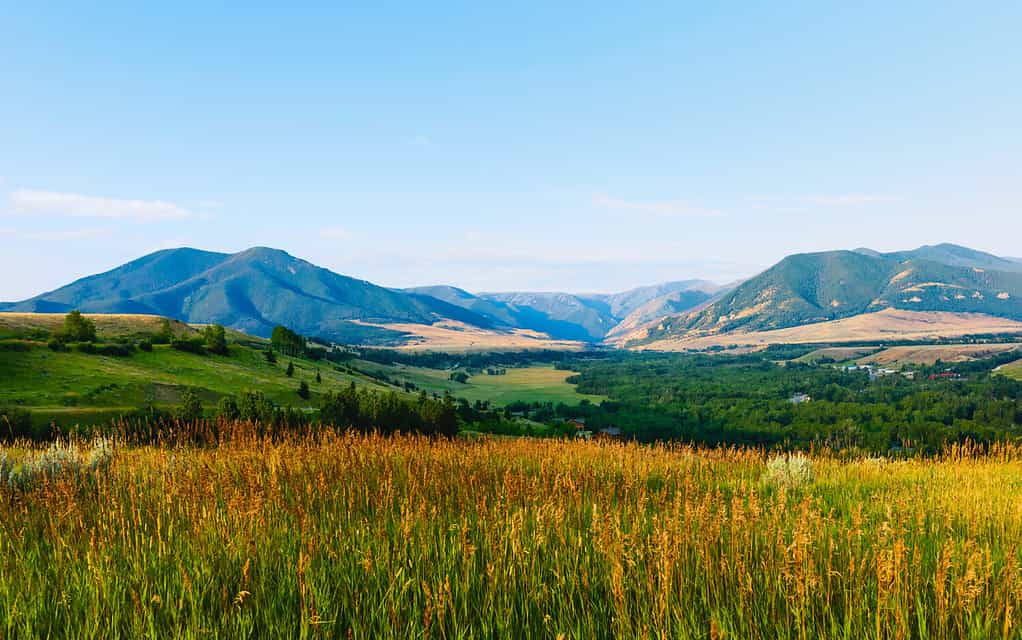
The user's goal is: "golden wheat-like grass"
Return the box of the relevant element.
[1,429,1020,638]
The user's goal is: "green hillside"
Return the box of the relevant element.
[0,313,598,430]
[641,248,1022,343]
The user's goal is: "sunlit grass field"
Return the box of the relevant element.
[354,362,606,406]
[2,431,1021,639]
[1002,358,1022,381]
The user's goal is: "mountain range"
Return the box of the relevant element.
[627,244,1022,347]
[3,243,1021,349]
[0,247,719,345]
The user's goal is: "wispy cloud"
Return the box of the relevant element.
[321,226,352,240]
[0,227,111,241]
[10,189,194,221]
[592,193,724,218]
[749,193,900,209]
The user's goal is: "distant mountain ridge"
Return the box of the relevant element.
[406,281,720,341]
[8,242,1019,350]
[7,247,721,345]
[632,244,1022,346]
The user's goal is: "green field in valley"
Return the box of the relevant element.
[353,360,605,406]
[1001,358,1022,381]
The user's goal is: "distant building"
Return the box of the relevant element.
[596,427,623,441]
[789,393,812,404]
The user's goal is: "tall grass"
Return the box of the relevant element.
[1,427,1021,638]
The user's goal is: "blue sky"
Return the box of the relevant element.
[2,2,1019,299]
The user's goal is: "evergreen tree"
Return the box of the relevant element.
[297,380,310,399]
[286,361,295,377]
[316,370,322,383]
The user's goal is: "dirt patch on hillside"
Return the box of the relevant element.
[354,320,588,352]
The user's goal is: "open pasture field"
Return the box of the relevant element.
[795,346,882,363]
[857,343,1022,367]
[1001,359,1022,381]
[636,309,1022,351]
[353,363,605,406]
[2,432,1021,638]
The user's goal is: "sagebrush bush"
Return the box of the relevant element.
[2,437,115,490]
[763,452,815,487]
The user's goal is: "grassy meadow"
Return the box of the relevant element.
[1002,359,1022,381]
[354,361,607,406]
[0,313,600,432]
[3,431,1022,639]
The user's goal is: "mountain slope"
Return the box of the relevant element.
[8,247,495,344]
[10,248,229,313]
[633,246,1022,345]
[605,288,718,339]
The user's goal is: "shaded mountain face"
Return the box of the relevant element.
[7,247,492,344]
[639,245,1022,344]
[408,281,722,341]
[874,243,1022,273]
[8,248,229,314]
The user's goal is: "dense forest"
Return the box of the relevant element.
[548,348,1022,453]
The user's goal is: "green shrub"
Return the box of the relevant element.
[176,389,204,422]
[1,437,114,490]
[217,396,240,421]
[171,338,206,355]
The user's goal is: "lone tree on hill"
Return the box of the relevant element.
[286,361,295,377]
[202,324,228,355]
[297,380,310,399]
[62,310,97,342]
[316,370,322,383]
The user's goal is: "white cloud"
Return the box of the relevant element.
[10,189,193,221]
[321,226,352,240]
[592,193,724,218]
